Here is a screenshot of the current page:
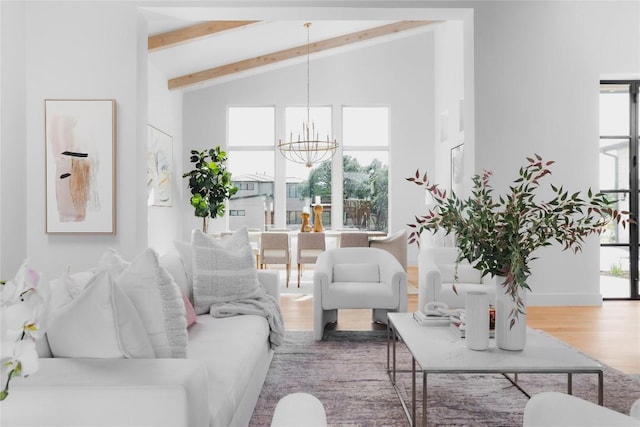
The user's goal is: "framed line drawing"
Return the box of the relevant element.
[451,143,464,196]
[147,125,173,207]
[45,99,116,234]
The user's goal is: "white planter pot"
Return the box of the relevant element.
[495,279,527,351]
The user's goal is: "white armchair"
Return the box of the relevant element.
[523,392,640,426]
[313,247,407,340]
[418,246,496,311]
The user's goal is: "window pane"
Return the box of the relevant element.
[599,85,630,136]
[599,192,629,245]
[343,151,388,232]
[228,107,274,147]
[600,246,631,298]
[228,151,274,231]
[599,139,629,190]
[287,160,332,229]
[284,107,332,228]
[284,107,332,153]
[343,107,389,147]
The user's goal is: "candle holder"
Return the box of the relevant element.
[313,203,324,232]
[300,211,312,232]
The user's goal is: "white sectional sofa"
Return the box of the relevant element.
[1,249,280,427]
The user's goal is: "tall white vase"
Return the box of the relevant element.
[495,280,527,351]
[465,291,490,351]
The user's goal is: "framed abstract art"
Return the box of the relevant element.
[44,99,116,234]
[147,125,173,207]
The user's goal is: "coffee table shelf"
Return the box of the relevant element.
[386,312,603,426]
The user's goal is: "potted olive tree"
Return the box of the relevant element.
[407,154,629,350]
[183,147,238,233]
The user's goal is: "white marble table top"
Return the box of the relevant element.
[388,312,602,373]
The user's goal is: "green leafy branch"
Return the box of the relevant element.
[407,154,631,325]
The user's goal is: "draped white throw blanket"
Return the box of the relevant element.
[209,289,285,348]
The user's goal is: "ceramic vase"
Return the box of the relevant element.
[465,291,490,351]
[495,279,527,351]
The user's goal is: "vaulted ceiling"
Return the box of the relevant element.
[146,17,439,91]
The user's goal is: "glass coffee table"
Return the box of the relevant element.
[387,312,604,427]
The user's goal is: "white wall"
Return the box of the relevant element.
[147,61,184,254]
[183,32,435,265]
[0,1,27,279]
[19,1,147,278]
[472,1,639,304]
[433,20,466,193]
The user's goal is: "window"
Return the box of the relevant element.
[237,182,255,191]
[341,107,389,232]
[284,106,332,229]
[287,183,300,199]
[227,107,275,231]
[225,105,391,233]
[599,81,639,300]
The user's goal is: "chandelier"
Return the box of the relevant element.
[278,22,338,168]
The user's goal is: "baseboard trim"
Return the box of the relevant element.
[527,293,603,306]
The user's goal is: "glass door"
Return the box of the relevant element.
[599,81,639,300]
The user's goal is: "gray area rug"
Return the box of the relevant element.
[250,330,640,426]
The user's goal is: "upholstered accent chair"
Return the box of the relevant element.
[296,232,326,287]
[338,232,370,248]
[313,247,407,340]
[368,230,408,271]
[418,246,496,312]
[260,232,291,286]
[523,392,640,426]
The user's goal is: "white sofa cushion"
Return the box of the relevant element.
[47,270,155,358]
[192,228,262,314]
[3,358,209,427]
[333,263,380,283]
[188,314,272,427]
[99,248,188,359]
[323,282,397,309]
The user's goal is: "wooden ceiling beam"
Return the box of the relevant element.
[148,20,259,52]
[168,20,438,90]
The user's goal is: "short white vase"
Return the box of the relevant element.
[495,279,527,351]
[465,291,490,350]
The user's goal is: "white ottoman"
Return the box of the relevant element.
[270,393,327,427]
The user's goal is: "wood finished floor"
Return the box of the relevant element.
[279,267,640,375]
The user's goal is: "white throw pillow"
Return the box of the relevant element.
[47,270,155,358]
[192,228,262,314]
[173,239,194,293]
[99,248,188,359]
[48,265,95,309]
[333,263,380,283]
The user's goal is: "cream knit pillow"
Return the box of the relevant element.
[192,228,261,314]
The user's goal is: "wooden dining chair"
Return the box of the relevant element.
[296,232,326,287]
[260,232,291,286]
[338,232,370,248]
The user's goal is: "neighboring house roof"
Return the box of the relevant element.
[233,173,273,183]
[233,173,305,185]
